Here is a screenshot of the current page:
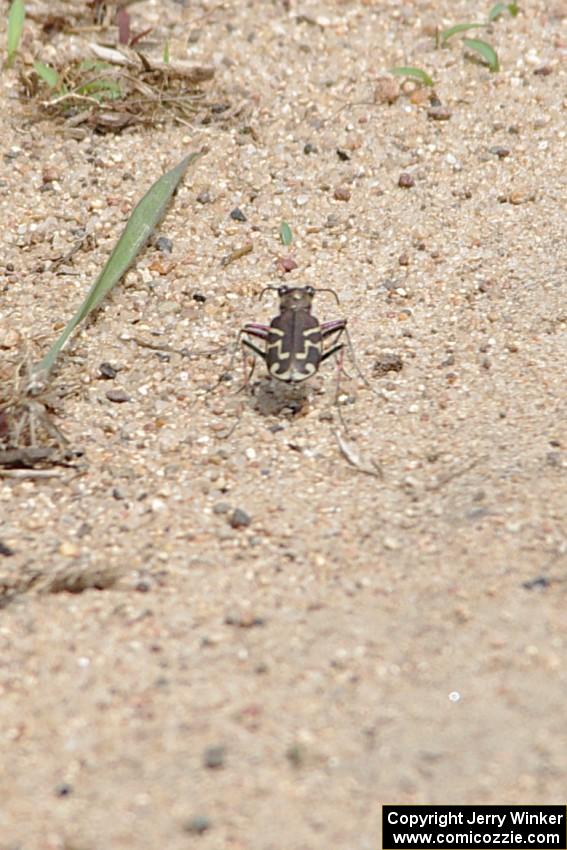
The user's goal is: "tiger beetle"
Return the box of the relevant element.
[238,284,347,385]
[211,285,376,437]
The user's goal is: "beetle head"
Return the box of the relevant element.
[276,285,315,312]
[259,285,340,311]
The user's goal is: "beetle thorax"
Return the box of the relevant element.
[277,286,314,313]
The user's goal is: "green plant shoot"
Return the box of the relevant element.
[463,38,500,71]
[6,0,25,68]
[488,2,519,21]
[34,152,202,377]
[390,66,434,87]
[33,61,59,88]
[440,22,487,44]
[280,222,293,246]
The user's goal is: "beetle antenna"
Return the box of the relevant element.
[314,287,341,304]
[259,286,280,300]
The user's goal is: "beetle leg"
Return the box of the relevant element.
[321,319,346,339]
[242,338,266,360]
[239,326,272,392]
[236,340,259,393]
[320,317,346,370]
[319,330,349,424]
[322,322,379,396]
[242,322,271,340]
[342,327,381,397]
[207,325,269,394]
[320,320,348,366]
[320,342,344,363]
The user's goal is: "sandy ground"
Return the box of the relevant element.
[1,1,566,848]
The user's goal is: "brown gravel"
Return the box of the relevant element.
[1,1,566,849]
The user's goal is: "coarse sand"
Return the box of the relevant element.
[0,1,566,848]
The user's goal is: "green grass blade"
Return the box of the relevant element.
[280,221,293,246]
[390,66,434,87]
[35,151,202,376]
[6,0,25,68]
[33,60,59,88]
[76,79,122,100]
[79,59,112,72]
[489,2,519,21]
[440,22,487,44]
[163,40,170,64]
[463,38,500,71]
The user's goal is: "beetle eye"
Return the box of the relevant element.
[278,285,289,296]
[305,286,315,295]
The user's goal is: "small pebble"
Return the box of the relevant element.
[490,146,510,159]
[213,502,231,515]
[373,353,403,376]
[59,541,80,557]
[286,743,308,767]
[42,166,58,184]
[183,816,211,835]
[192,292,207,303]
[522,576,550,591]
[230,207,247,222]
[203,745,226,769]
[508,190,532,205]
[374,76,400,104]
[0,541,15,557]
[99,362,117,379]
[277,256,298,274]
[229,508,251,528]
[155,236,173,254]
[427,106,452,121]
[54,783,73,798]
[303,142,317,154]
[106,389,131,403]
[533,65,552,76]
[225,610,264,628]
[398,253,410,266]
[333,186,351,202]
[196,190,212,204]
[410,87,430,106]
[336,148,350,161]
[0,327,21,349]
[546,452,561,468]
[398,173,415,188]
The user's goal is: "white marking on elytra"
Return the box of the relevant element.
[270,362,317,381]
[266,339,290,360]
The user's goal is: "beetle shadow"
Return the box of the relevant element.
[249,377,314,418]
